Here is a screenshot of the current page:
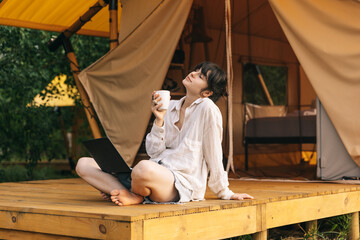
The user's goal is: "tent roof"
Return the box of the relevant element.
[29,75,77,107]
[201,0,288,43]
[0,0,121,37]
[0,0,287,42]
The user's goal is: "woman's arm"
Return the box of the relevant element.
[203,108,253,200]
[145,92,168,158]
[203,121,234,199]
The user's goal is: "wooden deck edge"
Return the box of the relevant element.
[0,210,135,239]
[266,191,360,229]
[0,228,90,240]
[1,188,360,239]
[143,205,258,240]
[140,191,360,240]
[0,205,144,222]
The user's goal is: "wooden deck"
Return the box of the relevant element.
[1,178,360,239]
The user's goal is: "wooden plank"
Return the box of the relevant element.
[2,179,360,239]
[0,210,133,239]
[256,204,266,232]
[266,191,360,229]
[143,206,257,240]
[253,230,267,240]
[0,200,146,222]
[350,212,359,240]
[0,228,89,240]
[305,220,317,240]
[130,220,144,240]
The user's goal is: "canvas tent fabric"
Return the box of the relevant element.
[270,0,360,166]
[189,0,310,170]
[317,100,360,180]
[78,0,193,165]
[0,0,120,37]
[1,0,330,173]
[77,0,315,169]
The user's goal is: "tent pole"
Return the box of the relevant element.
[255,65,274,106]
[48,0,109,52]
[109,0,119,49]
[62,38,102,139]
[350,212,359,240]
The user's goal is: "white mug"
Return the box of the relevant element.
[155,90,170,110]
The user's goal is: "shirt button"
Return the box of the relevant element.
[161,138,164,141]
[158,160,163,165]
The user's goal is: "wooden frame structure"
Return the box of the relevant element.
[2,1,359,239]
[48,0,119,140]
[0,178,359,239]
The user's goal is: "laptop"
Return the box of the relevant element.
[82,137,132,174]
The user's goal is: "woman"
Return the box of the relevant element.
[76,61,253,205]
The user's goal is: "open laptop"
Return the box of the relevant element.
[82,137,132,174]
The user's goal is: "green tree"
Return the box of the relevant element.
[0,26,108,178]
[243,63,287,105]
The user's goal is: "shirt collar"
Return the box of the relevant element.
[171,97,204,112]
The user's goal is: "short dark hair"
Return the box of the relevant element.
[193,61,227,102]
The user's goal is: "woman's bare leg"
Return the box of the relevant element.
[111,160,179,205]
[76,157,127,194]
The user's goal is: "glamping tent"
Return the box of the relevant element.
[76,0,318,174]
[1,0,360,179]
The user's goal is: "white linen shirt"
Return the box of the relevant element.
[145,97,234,201]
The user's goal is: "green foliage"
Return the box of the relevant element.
[243,63,287,106]
[0,26,108,176]
[0,165,28,182]
[0,164,78,182]
[317,214,351,239]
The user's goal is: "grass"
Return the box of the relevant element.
[223,214,354,240]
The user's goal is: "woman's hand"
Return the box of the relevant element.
[230,193,254,200]
[151,91,167,127]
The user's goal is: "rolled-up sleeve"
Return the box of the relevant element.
[145,123,166,158]
[203,112,234,200]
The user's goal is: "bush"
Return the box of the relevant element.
[0,165,28,182]
[0,165,78,183]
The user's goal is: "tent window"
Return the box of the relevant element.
[242,63,287,105]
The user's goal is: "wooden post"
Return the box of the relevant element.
[47,0,107,142]
[48,0,108,52]
[253,230,267,240]
[255,65,274,106]
[109,0,119,49]
[305,220,318,240]
[62,38,102,139]
[350,212,359,240]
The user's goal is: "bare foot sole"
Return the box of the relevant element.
[110,189,144,206]
[100,192,111,202]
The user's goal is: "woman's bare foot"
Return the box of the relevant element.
[110,189,144,206]
[100,192,111,201]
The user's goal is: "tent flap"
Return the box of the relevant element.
[78,0,193,165]
[269,0,360,165]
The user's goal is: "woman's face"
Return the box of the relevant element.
[182,69,209,97]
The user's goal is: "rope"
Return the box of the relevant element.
[225,0,235,173]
